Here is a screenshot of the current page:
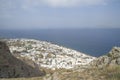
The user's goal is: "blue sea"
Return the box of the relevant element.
[0,28,120,57]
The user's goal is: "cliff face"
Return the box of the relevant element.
[0,41,45,78]
[90,47,120,68]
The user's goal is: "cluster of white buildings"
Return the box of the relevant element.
[7,39,95,70]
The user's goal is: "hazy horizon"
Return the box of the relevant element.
[0,0,120,30]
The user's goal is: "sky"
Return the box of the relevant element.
[0,0,120,29]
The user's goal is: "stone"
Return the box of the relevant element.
[116,58,120,65]
[90,47,120,68]
[0,41,45,78]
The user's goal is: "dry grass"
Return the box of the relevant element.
[0,65,120,80]
[102,65,120,80]
[57,65,120,80]
[0,77,43,80]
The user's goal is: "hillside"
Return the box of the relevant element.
[90,47,120,68]
[5,39,95,70]
[0,41,45,78]
[0,39,120,80]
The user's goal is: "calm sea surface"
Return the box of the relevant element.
[0,28,120,57]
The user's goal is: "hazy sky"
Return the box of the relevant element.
[0,0,120,29]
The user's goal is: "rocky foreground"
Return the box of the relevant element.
[90,47,120,68]
[0,39,120,80]
[0,40,45,78]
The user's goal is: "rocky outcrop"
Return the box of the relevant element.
[5,39,95,70]
[0,38,119,80]
[90,47,120,68]
[0,41,45,78]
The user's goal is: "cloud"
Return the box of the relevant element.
[41,0,105,7]
[21,0,107,8]
[0,0,107,9]
[41,0,107,7]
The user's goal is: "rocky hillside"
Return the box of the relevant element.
[42,47,120,80]
[90,47,120,68]
[0,41,45,78]
[0,39,120,80]
[1,46,120,80]
[5,39,95,70]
